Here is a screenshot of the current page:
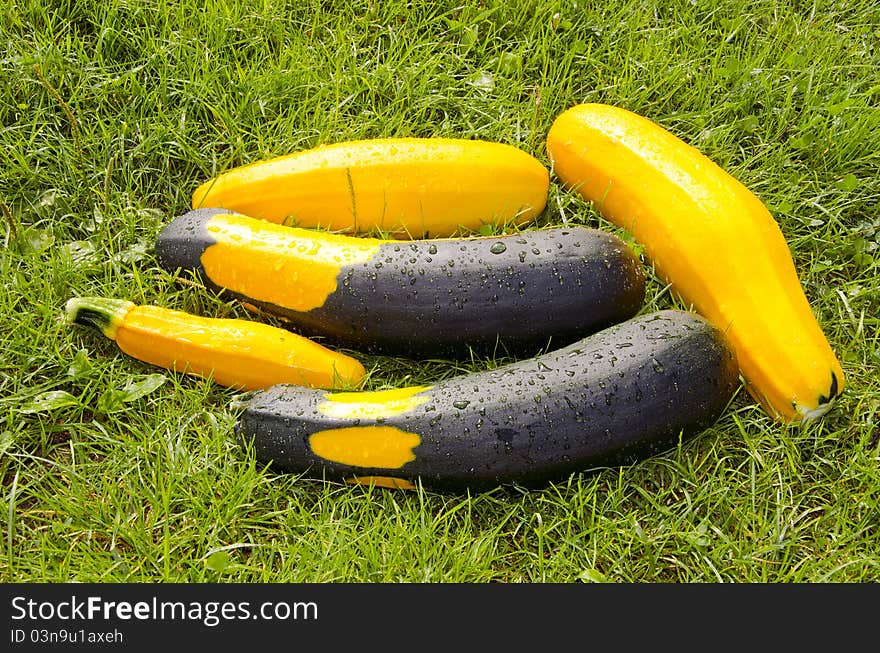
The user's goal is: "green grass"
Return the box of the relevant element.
[2,0,878,583]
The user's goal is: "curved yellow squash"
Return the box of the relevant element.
[65,297,366,391]
[546,103,844,422]
[191,137,549,238]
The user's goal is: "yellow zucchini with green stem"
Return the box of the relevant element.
[192,137,550,238]
[546,103,845,422]
[65,297,366,391]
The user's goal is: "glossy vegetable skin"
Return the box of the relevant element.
[155,209,647,358]
[546,103,844,422]
[191,137,550,238]
[65,297,366,391]
[234,310,740,492]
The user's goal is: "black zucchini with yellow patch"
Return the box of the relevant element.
[155,208,646,358]
[234,310,740,492]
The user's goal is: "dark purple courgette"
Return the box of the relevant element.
[233,310,740,492]
[154,208,646,358]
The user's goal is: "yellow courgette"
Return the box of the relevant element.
[65,297,366,391]
[546,103,845,422]
[192,137,550,238]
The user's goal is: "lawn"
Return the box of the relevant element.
[1,0,878,582]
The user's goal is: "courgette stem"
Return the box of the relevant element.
[65,297,134,340]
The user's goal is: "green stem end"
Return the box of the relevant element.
[65,297,135,340]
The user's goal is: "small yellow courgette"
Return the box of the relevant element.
[191,137,550,238]
[546,103,844,422]
[65,297,365,391]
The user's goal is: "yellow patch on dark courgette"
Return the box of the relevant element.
[345,476,417,490]
[199,212,382,312]
[309,426,421,468]
[318,386,432,420]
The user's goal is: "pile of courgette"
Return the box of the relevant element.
[67,103,845,492]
